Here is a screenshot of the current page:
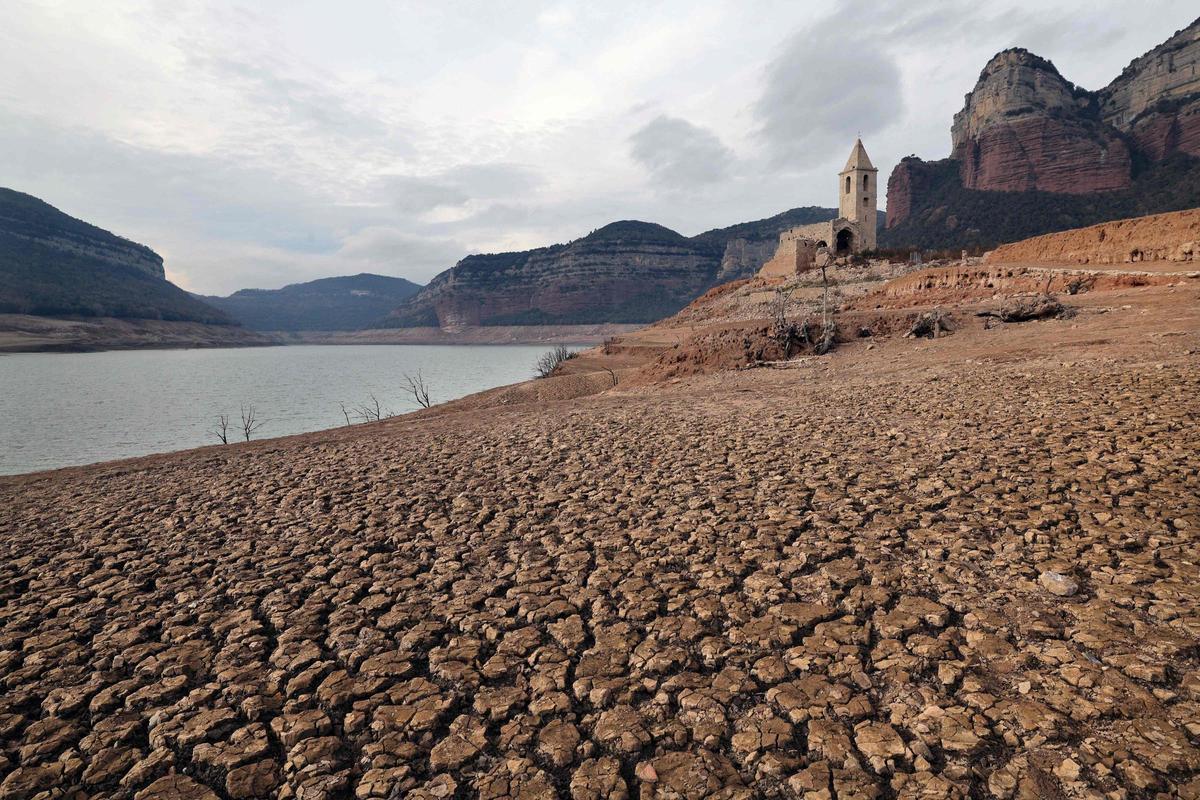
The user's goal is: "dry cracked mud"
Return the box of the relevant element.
[1,284,1198,800]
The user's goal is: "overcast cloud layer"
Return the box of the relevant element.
[1,0,1193,293]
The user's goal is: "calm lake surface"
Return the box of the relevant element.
[0,344,552,476]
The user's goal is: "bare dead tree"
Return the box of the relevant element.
[814,262,838,355]
[819,263,831,328]
[770,286,802,358]
[403,371,432,409]
[535,345,576,379]
[239,405,265,442]
[339,402,352,426]
[770,286,795,334]
[355,394,385,423]
[600,365,619,387]
[211,413,230,445]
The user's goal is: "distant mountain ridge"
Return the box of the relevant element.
[883,17,1200,250]
[381,207,865,328]
[0,187,232,324]
[201,273,422,331]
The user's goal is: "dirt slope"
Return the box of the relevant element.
[986,208,1200,266]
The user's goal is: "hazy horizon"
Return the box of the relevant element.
[3,0,1194,294]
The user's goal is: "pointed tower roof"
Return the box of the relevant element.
[841,138,877,172]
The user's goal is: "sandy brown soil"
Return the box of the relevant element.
[984,208,1200,266]
[1,270,1199,799]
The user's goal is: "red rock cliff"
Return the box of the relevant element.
[884,18,1200,240]
[885,158,936,229]
[1100,18,1200,160]
[950,50,1130,194]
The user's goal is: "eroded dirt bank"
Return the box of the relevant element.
[984,208,1200,266]
[1,278,1198,799]
[277,324,642,347]
[0,315,274,353]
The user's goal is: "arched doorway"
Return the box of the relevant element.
[835,228,854,255]
[815,240,827,249]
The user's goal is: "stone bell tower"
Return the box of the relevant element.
[838,138,879,250]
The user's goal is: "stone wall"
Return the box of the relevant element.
[984,208,1200,265]
[757,233,818,278]
[790,222,834,246]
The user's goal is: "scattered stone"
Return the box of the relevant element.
[1038,571,1079,597]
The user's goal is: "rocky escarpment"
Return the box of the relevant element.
[1102,20,1200,159]
[712,238,778,284]
[950,50,1130,194]
[884,17,1200,249]
[385,222,725,328]
[0,187,233,325]
[885,158,943,230]
[0,189,165,280]
[382,209,845,329]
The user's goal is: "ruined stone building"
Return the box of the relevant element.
[759,139,879,278]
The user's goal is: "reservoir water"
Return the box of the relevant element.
[0,344,552,475]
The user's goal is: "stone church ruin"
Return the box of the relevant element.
[759,139,879,278]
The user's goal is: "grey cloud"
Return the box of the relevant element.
[376,162,543,213]
[442,163,542,197]
[0,113,356,250]
[338,227,464,271]
[5,0,1189,297]
[377,175,472,214]
[628,116,734,189]
[0,112,455,292]
[755,6,904,166]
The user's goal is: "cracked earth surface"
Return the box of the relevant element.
[1,291,1198,800]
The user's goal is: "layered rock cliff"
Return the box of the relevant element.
[385,222,721,327]
[884,17,1200,249]
[950,50,1130,194]
[1101,20,1200,159]
[0,187,233,324]
[382,208,845,329]
[0,188,165,279]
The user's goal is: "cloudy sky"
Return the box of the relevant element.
[2,1,1194,294]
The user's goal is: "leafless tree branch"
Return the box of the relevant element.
[354,394,385,423]
[240,405,266,442]
[403,371,432,409]
[211,413,230,445]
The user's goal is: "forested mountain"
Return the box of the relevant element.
[201,274,422,331]
[0,188,232,324]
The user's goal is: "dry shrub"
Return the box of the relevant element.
[535,345,577,379]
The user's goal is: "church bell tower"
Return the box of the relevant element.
[838,138,878,250]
